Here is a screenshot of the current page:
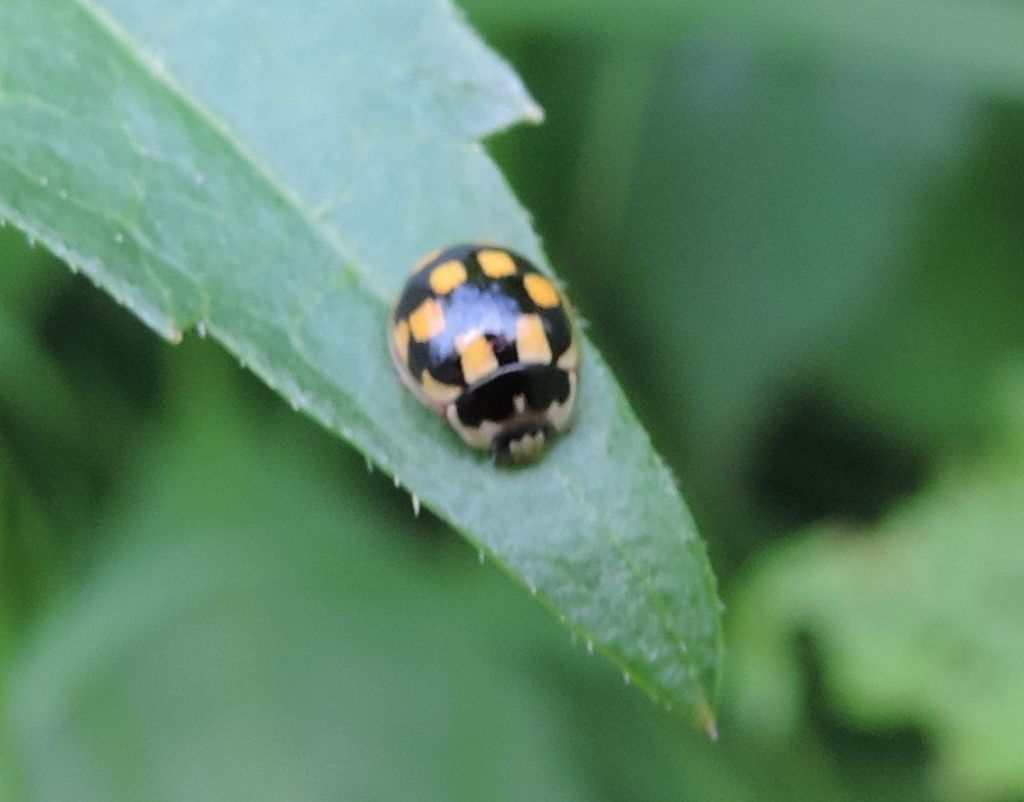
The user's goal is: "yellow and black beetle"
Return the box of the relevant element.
[390,244,580,463]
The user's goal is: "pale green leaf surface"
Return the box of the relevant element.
[728,375,1024,801]
[0,0,719,716]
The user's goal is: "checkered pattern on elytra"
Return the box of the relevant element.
[392,245,573,391]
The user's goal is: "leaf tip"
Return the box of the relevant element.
[697,696,719,742]
[523,98,544,125]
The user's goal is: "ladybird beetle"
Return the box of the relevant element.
[389,244,580,463]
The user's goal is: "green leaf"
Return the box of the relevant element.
[0,0,720,719]
[728,371,1024,801]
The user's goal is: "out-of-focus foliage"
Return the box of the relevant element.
[730,375,1024,800]
[467,0,1024,100]
[4,0,1024,798]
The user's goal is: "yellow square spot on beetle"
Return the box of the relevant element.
[515,314,552,364]
[392,320,410,366]
[477,249,517,279]
[429,260,468,294]
[421,370,463,404]
[523,273,560,308]
[460,334,499,384]
[409,298,445,342]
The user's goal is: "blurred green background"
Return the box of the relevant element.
[3,2,1024,800]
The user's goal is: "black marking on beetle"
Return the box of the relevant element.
[455,364,571,427]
